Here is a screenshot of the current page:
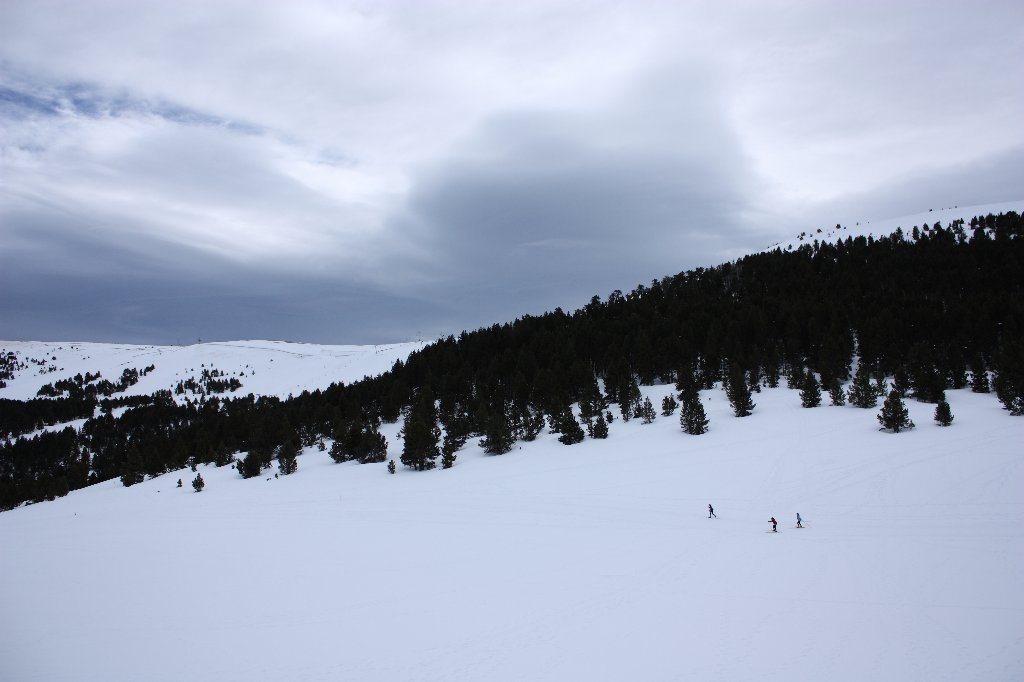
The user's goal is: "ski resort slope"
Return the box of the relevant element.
[1,385,1022,681]
[0,339,427,401]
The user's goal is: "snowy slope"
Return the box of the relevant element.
[1,383,1021,681]
[768,200,1024,252]
[0,339,426,401]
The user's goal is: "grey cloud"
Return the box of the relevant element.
[808,146,1024,228]
[397,67,765,316]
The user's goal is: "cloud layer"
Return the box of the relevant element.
[2,1,1023,343]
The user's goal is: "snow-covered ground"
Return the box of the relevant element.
[1,382,1021,681]
[0,339,427,401]
[769,200,1024,252]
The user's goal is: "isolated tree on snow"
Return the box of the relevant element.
[639,396,657,424]
[680,392,709,435]
[387,459,396,475]
[934,399,954,426]
[661,394,678,416]
[877,389,915,432]
[800,370,822,408]
[192,472,205,492]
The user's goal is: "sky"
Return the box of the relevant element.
[2,1,1023,345]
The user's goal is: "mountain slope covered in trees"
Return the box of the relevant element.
[1,209,1023,510]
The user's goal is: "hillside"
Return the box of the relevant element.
[1,381,1021,681]
[0,339,426,402]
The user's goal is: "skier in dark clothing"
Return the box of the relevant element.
[770,517,778,532]
[796,513,803,528]
[708,504,716,518]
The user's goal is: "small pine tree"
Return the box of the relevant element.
[877,390,915,432]
[557,411,586,445]
[276,440,299,475]
[479,409,514,455]
[357,430,389,464]
[800,370,822,408]
[521,409,546,441]
[619,383,641,421]
[725,364,755,417]
[591,412,609,439]
[847,365,877,408]
[828,378,846,406]
[661,394,678,416]
[238,450,265,478]
[970,355,990,393]
[639,396,657,424]
[934,400,954,426]
[192,473,205,492]
[680,393,709,435]
[328,439,348,464]
[387,459,396,474]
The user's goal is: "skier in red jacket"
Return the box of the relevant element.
[770,517,778,532]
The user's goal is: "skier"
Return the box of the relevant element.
[796,512,803,528]
[708,504,716,518]
[770,516,778,532]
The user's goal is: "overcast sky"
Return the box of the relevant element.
[2,1,1022,344]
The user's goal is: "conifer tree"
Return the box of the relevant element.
[800,370,822,408]
[357,429,388,464]
[591,411,609,439]
[878,390,915,432]
[237,450,264,478]
[970,355,990,393]
[520,408,546,441]
[639,396,657,424]
[680,393,709,435]
[993,340,1024,415]
[725,364,755,417]
[401,412,440,470]
[828,378,846,406]
[934,399,954,426]
[192,472,205,492]
[276,439,299,475]
[387,459,396,474]
[479,408,514,455]
[847,365,878,408]
[618,377,642,422]
[557,411,585,445]
[661,394,678,416]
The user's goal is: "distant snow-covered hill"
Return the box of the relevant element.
[0,339,427,402]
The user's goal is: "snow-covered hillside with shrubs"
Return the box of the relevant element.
[1,361,1022,681]
[0,339,426,402]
